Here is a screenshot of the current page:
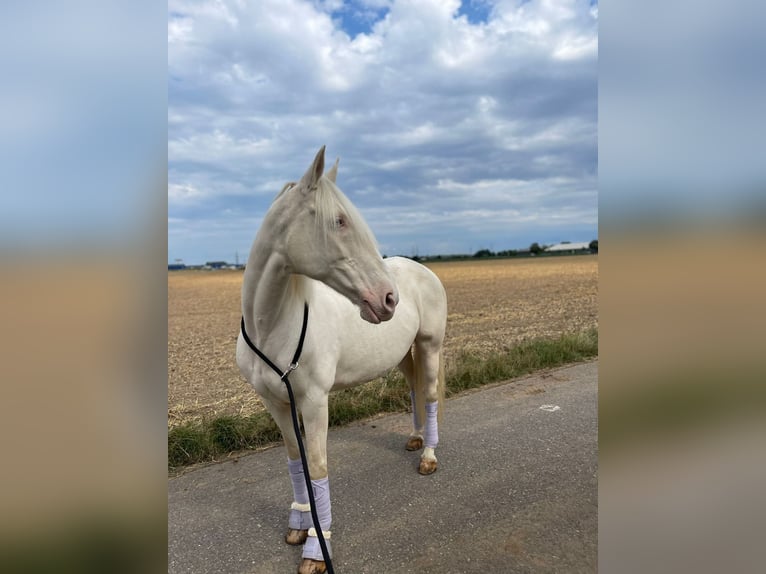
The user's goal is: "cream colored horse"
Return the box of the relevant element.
[236,146,447,574]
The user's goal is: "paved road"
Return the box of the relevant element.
[169,361,597,574]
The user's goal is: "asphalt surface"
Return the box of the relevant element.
[169,361,597,574]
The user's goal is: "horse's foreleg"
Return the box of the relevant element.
[286,458,313,545]
[297,396,332,574]
[260,396,312,545]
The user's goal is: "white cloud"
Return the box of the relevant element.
[168,0,598,261]
[168,130,272,164]
[553,34,598,61]
[168,15,193,44]
[168,183,207,204]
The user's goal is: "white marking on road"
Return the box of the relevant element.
[539,404,561,412]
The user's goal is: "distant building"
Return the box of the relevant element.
[205,261,228,269]
[168,263,186,270]
[545,242,592,254]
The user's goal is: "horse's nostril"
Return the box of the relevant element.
[385,292,397,310]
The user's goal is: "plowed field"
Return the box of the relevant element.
[169,255,597,426]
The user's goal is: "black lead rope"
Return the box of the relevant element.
[240,304,335,574]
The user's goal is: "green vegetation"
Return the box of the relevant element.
[168,328,598,472]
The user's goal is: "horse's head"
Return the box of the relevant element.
[277,146,398,323]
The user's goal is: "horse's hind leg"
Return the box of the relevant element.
[260,395,312,546]
[398,350,424,451]
[413,339,444,475]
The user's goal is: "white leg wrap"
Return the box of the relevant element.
[287,458,309,503]
[301,477,332,561]
[288,502,313,530]
[424,401,439,449]
[287,459,312,530]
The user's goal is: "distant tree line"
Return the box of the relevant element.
[471,240,597,259]
[383,239,597,262]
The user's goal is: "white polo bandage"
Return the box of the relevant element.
[424,401,439,449]
[301,477,333,561]
[287,459,312,530]
[287,458,309,504]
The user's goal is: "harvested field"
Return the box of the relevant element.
[168,255,597,427]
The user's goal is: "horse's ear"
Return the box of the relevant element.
[326,158,339,183]
[300,145,326,190]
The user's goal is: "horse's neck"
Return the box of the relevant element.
[242,244,307,347]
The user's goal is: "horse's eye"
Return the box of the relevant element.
[335,215,346,229]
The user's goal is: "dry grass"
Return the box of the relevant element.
[435,256,598,358]
[168,256,598,427]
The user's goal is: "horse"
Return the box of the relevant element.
[236,146,447,574]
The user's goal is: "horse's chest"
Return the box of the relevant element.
[332,318,418,386]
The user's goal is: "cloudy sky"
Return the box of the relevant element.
[168,0,598,264]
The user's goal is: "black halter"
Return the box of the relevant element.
[239,303,335,573]
[240,303,309,381]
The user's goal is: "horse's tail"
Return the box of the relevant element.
[413,346,446,425]
[437,348,445,423]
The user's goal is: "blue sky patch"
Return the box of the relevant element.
[330,2,390,38]
[457,0,493,25]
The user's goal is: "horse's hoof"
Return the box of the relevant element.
[418,458,438,475]
[298,558,327,574]
[405,436,423,451]
[286,529,308,545]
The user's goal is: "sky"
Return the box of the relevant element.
[168,0,598,264]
